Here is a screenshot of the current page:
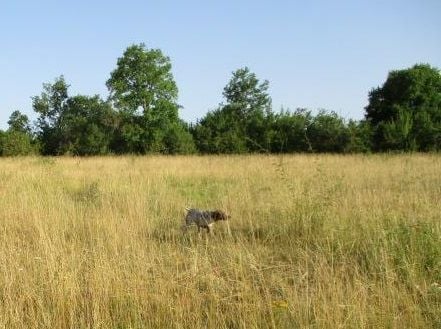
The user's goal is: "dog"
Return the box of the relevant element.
[183,208,229,233]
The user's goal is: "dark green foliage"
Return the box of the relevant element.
[222,67,271,118]
[366,64,441,151]
[345,120,372,153]
[223,67,273,152]
[32,76,70,155]
[377,109,416,151]
[192,67,273,153]
[270,109,312,152]
[58,95,117,155]
[413,111,441,151]
[8,110,31,134]
[110,112,145,154]
[110,106,195,155]
[2,53,439,155]
[1,111,37,156]
[191,107,248,154]
[106,44,178,115]
[307,111,350,153]
[162,120,197,154]
[28,43,191,155]
[105,43,190,154]
[32,77,117,155]
[0,130,35,156]
[191,67,373,154]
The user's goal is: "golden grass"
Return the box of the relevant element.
[0,154,440,328]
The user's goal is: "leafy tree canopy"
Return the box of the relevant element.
[106,43,179,116]
[366,64,441,125]
[58,95,117,155]
[365,64,441,151]
[8,110,31,134]
[223,67,271,118]
[0,130,35,156]
[192,67,273,153]
[32,76,69,130]
[32,76,70,154]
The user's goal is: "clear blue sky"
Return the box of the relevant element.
[1,0,440,129]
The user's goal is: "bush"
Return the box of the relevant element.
[307,111,350,153]
[162,121,197,154]
[0,131,35,156]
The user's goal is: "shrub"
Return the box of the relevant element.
[0,131,35,156]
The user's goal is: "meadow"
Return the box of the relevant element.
[0,155,440,328]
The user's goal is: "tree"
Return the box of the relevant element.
[7,110,31,134]
[307,110,350,153]
[32,77,118,155]
[3,110,38,156]
[270,108,312,152]
[0,130,34,156]
[223,67,272,151]
[223,67,271,118]
[32,76,70,154]
[345,120,372,153]
[106,43,189,153]
[365,64,441,151]
[162,120,197,154]
[378,109,416,151]
[191,107,248,154]
[193,67,273,153]
[106,43,178,115]
[58,95,117,155]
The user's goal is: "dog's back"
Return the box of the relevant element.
[184,208,229,232]
[185,208,211,227]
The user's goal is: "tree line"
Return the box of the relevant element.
[1,44,440,156]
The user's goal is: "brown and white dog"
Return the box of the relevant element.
[183,208,229,233]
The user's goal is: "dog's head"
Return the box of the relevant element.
[212,210,230,221]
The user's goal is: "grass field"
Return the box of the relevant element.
[0,155,440,328]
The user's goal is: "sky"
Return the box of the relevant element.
[0,0,440,129]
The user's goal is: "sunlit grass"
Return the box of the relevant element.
[0,154,440,328]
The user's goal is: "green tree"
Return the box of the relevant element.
[32,77,118,155]
[365,64,441,151]
[307,111,350,153]
[106,43,178,115]
[58,95,117,155]
[7,110,31,134]
[191,107,247,154]
[32,76,69,154]
[4,110,38,156]
[223,67,271,118]
[162,120,197,154]
[193,67,273,153]
[270,108,312,152]
[106,43,189,153]
[223,67,272,151]
[378,109,416,151]
[0,130,34,156]
[412,111,441,151]
[345,120,372,153]
[110,112,145,154]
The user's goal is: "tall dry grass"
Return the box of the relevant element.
[0,154,440,328]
